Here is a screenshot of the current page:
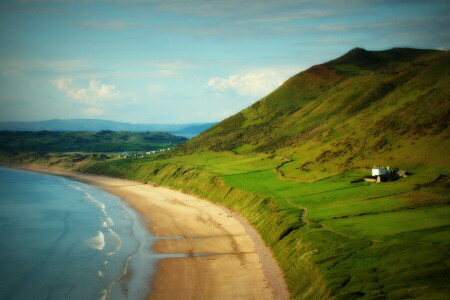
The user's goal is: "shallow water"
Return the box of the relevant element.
[0,167,157,300]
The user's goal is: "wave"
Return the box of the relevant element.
[66,183,82,191]
[105,217,114,227]
[99,289,108,300]
[120,256,132,280]
[86,231,105,251]
[67,183,109,217]
[106,228,122,256]
[84,192,107,215]
[101,256,131,300]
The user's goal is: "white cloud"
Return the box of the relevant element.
[50,78,123,105]
[50,78,135,119]
[206,72,286,98]
[82,107,104,116]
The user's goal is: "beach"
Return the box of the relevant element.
[11,164,289,300]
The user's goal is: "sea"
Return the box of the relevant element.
[0,167,157,300]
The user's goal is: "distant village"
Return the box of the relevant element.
[119,147,172,159]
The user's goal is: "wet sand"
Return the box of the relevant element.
[8,164,290,300]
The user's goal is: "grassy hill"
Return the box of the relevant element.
[182,47,449,180]
[0,130,187,152]
[5,48,449,299]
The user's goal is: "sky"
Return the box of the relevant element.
[0,0,449,124]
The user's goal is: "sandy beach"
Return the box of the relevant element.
[8,164,289,300]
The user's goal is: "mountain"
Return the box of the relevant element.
[0,119,216,137]
[182,47,450,180]
[0,130,187,152]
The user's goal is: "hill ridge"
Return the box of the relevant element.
[181,47,449,180]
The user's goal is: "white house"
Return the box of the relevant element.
[372,166,390,176]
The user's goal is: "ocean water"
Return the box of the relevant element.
[0,167,157,300]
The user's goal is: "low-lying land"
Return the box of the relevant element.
[0,130,186,152]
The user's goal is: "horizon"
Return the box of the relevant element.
[1,0,449,124]
[0,118,217,125]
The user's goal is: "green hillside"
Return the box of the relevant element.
[0,130,186,152]
[181,47,449,180]
[6,48,449,299]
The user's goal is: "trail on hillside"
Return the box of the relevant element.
[285,199,356,240]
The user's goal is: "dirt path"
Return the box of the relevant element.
[285,199,312,224]
[285,199,355,240]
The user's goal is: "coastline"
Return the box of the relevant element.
[6,164,290,300]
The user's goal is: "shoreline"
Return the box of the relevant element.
[5,163,290,300]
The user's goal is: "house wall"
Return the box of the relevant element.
[372,167,390,176]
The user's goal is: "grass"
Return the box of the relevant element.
[322,206,450,241]
[165,151,282,175]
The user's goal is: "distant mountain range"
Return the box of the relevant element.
[0,130,186,152]
[0,119,216,138]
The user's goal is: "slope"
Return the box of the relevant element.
[181,47,449,180]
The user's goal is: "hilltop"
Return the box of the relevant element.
[182,47,449,180]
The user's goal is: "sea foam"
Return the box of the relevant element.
[67,183,82,191]
[99,289,108,300]
[106,228,122,256]
[84,192,107,215]
[105,217,114,227]
[86,231,105,251]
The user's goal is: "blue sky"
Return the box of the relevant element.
[0,0,449,124]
